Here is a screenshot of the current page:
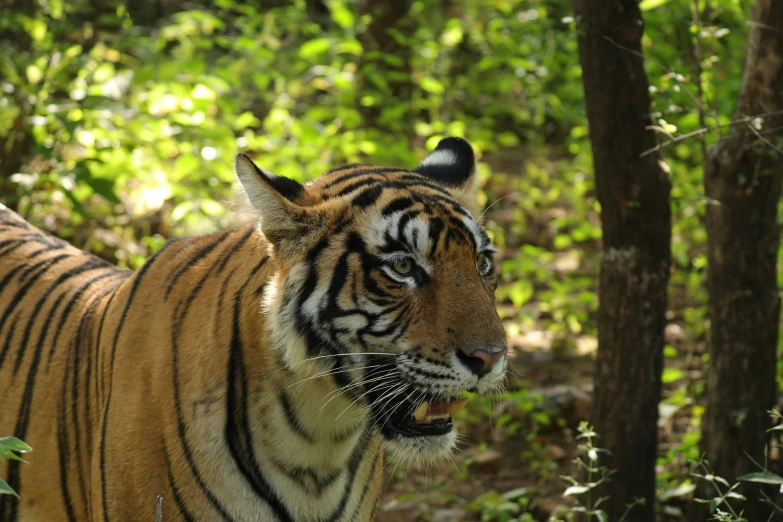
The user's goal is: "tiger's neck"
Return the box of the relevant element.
[223,255,382,519]
[256,269,374,452]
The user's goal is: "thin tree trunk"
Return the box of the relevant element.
[572,1,671,521]
[358,0,413,129]
[696,1,783,519]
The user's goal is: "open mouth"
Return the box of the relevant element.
[374,393,469,438]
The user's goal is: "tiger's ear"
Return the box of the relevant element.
[413,137,478,214]
[235,154,324,256]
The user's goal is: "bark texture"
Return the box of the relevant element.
[572,1,671,520]
[696,1,783,519]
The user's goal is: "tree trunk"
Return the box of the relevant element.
[572,1,671,521]
[358,0,413,129]
[696,1,783,519]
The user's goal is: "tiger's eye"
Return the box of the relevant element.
[477,253,491,275]
[392,258,414,275]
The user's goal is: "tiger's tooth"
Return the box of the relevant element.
[443,397,469,417]
[414,401,429,423]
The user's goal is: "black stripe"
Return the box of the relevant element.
[90,279,126,403]
[323,428,372,522]
[225,271,294,521]
[0,254,71,368]
[334,177,385,198]
[0,236,35,257]
[82,276,128,451]
[323,167,406,190]
[325,163,361,174]
[381,197,414,216]
[267,456,343,495]
[351,185,384,208]
[168,236,264,521]
[217,228,255,274]
[347,446,380,522]
[18,252,72,284]
[5,266,118,522]
[278,391,315,443]
[164,231,230,299]
[12,258,109,376]
[100,239,181,522]
[165,446,197,522]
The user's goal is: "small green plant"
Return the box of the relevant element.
[553,422,644,522]
[0,436,32,498]
[467,488,536,522]
[690,409,783,521]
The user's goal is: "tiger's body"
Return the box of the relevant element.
[0,138,508,522]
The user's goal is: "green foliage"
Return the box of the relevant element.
[0,437,32,498]
[551,422,645,522]
[689,411,783,521]
[467,488,537,522]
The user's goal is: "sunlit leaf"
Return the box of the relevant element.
[299,38,331,59]
[736,471,783,484]
[508,280,533,307]
[26,65,43,85]
[563,485,590,497]
[419,77,444,94]
[330,2,354,29]
[662,368,684,383]
[640,0,672,11]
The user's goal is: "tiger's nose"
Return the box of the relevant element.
[456,346,508,377]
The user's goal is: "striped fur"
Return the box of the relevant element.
[0,137,507,521]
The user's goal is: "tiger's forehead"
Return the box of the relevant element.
[306,164,491,258]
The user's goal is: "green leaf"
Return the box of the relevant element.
[640,0,671,10]
[26,64,43,85]
[662,368,684,383]
[713,476,730,487]
[563,485,590,497]
[709,497,721,513]
[508,280,533,307]
[419,77,444,95]
[0,477,19,498]
[171,201,195,222]
[329,2,354,30]
[736,471,783,484]
[299,38,331,59]
[85,178,121,205]
[501,487,528,500]
[658,483,696,501]
[0,437,31,454]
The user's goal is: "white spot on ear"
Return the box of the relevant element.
[418,149,459,168]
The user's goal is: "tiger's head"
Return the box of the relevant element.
[236,138,507,465]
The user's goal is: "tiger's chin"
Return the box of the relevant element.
[382,429,459,469]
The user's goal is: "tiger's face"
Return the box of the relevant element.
[236,138,508,464]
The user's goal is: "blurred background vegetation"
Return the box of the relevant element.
[1,0,776,519]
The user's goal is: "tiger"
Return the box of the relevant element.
[0,137,508,522]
